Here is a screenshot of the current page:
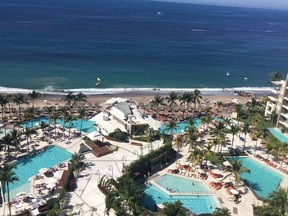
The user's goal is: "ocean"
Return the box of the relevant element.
[0,0,288,95]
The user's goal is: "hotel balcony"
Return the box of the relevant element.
[271,88,280,94]
[268,96,277,102]
[281,113,288,120]
[284,97,288,101]
[283,104,288,110]
[271,80,285,85]
[279,120,288,128]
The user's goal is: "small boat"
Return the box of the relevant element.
[244,77,248,80]
[95,77,101,86]
[226,71,230,76]
[157,11,161,15]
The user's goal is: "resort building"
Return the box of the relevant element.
[265,73,288,133]
[91,97,161,136]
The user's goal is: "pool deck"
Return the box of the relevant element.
[1,123,288,215]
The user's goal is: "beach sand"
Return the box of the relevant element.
[30,91,254,109]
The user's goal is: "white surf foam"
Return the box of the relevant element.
[0,86,273,96]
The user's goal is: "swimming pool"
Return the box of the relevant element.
[268,128,288,144]
[154,174,210,194]
[159,118,201,134]
[227,157,283,199]
[22,117,96,133]
[143,184,219,215]
[2,145,72,199]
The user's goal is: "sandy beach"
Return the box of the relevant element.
[26,91,256,109]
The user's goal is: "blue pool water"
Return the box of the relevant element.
[143,184,219,215]
[159,117,224,134]
[159,118,201,134]
[268,128,288,144]
[228,157,283,199]
[22,117,96,133]
[2,145,72,199]
[154,174,209,193]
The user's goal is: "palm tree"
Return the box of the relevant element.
[75,92,87,107]
[247,98,261,114]
[49,110,59,136]
[150,95,166,119]
[28,90,41,108]
[64,113,75,137]
[160,200,188,216]
[210,121,226,153]
[165,120,178,136]
[0,162,19,216]
[187,146,203,167]
[266,142,275,160]
[242,122,251,149]
[24,107,36,126]
[277,143,288,168]
[77,108,87,133]
[185,124,198,150]
[13,94,28,121]
[234,104,243,122]
[61,92,76,113]
[70,152,85,172]
[173,134,184,160]
[192,89,202,113]
[200,115,213,131]
[212,207,232,216]
[268,187,288,216]
[269,72,282,83]
[203,144,214,174]
[229,125,240,148]
[224,160,250,187]
[165,92,178,111]
[0,95,9,122]
[251,113,263,129]
[22,127,37,152]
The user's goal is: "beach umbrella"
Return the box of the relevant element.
[39,168,48,174]
[230,189,239,195]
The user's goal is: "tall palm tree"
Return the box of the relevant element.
[150,95,165,119]
[28,90,41,108]
[200,115,213,131]
[49,111,59,137]
[192,89,202,113]
[77,108,87,133]
[165,92,178,111]
[210,121,226,153]
[75,92,87,107]
[173,134,184,160]
[224,160,250,187]
[187,146,203,167]
[203,144,214,174]
[0,162,19,216]
[251,113,263,129]
[234,104,243,122]
[70,152,85,171]
[22,127,37,152]
[5,94,14,118]
[0,95,9,122]
[24,107,36,126]
[13,94,28,121]
[242,122,251,149]
[165,120,178,136]
[268,187,288,216]
[229,125,240,148]
[64,113,75,137]
[61,92,76,113]
[269,72,282,83]
[185,124,198,150]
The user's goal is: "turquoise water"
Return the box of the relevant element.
[143,184,219,215]
[2,145,72,199]
[159,118,201,134]
[228,157,283,199]
[159,117,224,134]
[268,128,288,144]
[22,117,96,133]
[154,174,209,193]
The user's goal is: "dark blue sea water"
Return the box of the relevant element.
[0,0,288,94]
